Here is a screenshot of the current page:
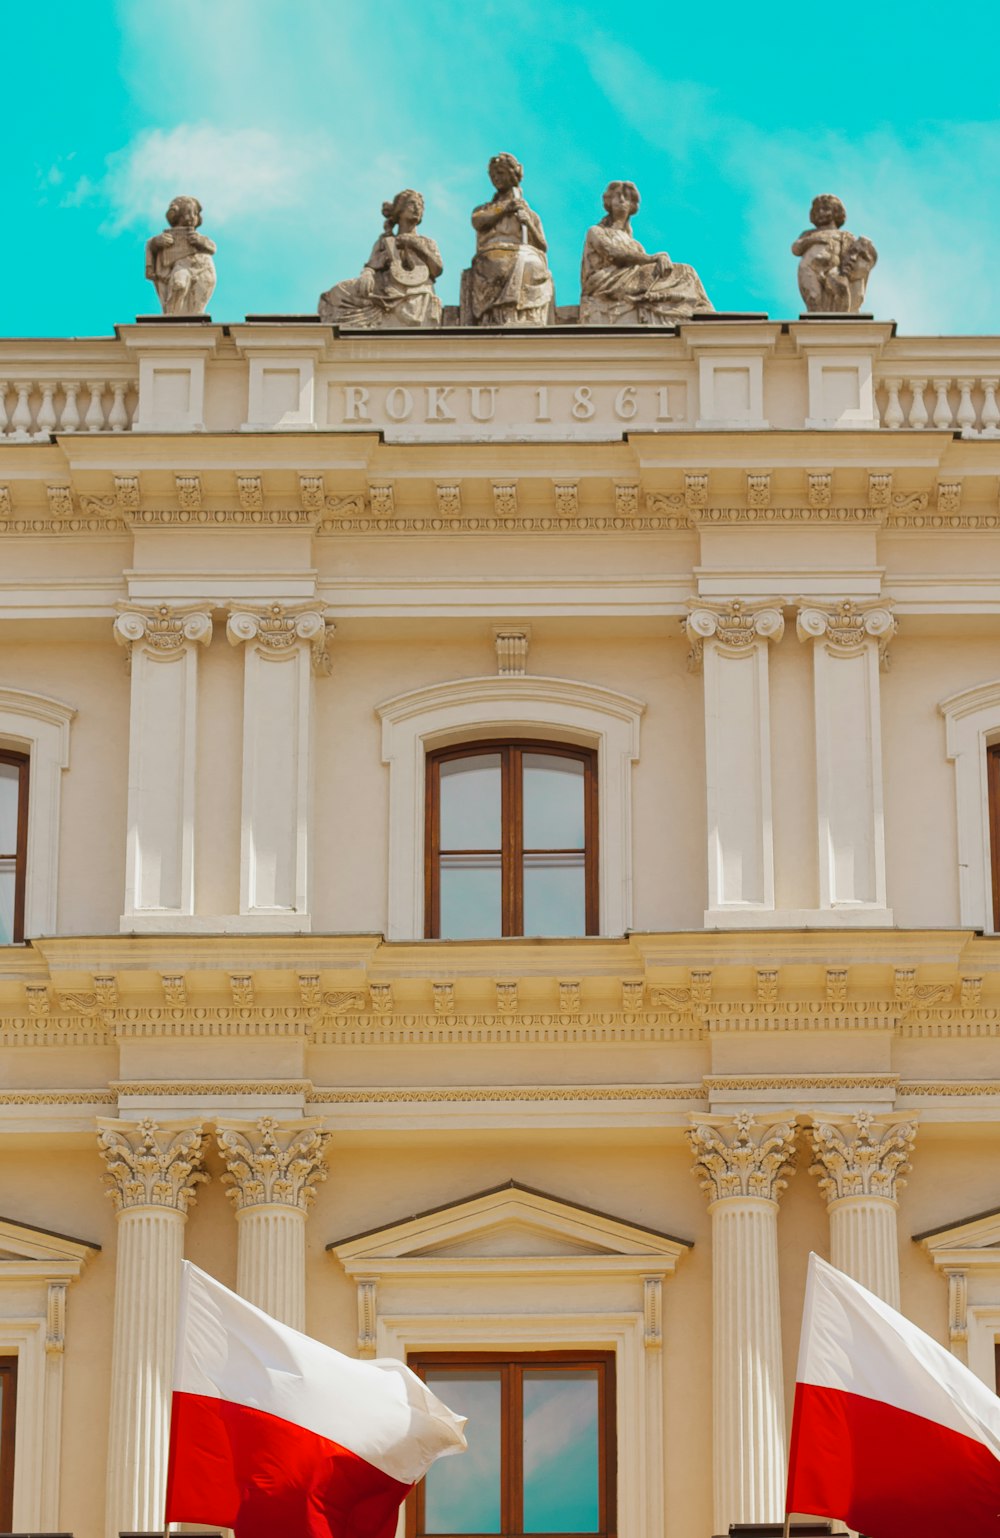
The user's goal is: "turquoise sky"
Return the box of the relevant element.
[6,0,999,337]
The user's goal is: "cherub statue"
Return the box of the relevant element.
[792,194,877,313]
[580,180,713,324]
[463,153,555,326]
[318,189,443,329]
[145,196,217,316]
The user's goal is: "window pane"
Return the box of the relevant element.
[439,754,502,850]
[0,860,14,946]
[522,754,585,850]
[440,854,502,939]
[0,764,19,854]
[423,1370,501,1534]
[522,1370,600,1534]
[523,853,586,936]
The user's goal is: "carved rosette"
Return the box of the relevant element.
[810,1111,917,1204]
[216,1116,330,1213]
[226,602,334,676]
[688,1111,797,1204]
[796,599,897,665]
[684,598,784,671]
[113,604,213,666]
[97,1117,208,1214]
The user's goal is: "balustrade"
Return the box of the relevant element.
[0,377,136,437]
[877,374,1000,435]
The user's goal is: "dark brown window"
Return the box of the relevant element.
[989,745,1000,932]
[408,1351,616,1538]
[425,742,598,939]
[0,751,29,945]
[0,1355,16,1531]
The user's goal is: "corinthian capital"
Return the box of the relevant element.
[688,1110,797,1203]
[796,599,896,664]
[216,1116,330,1212]
[226,602,334,676]
[113,603,213,665]
[810,1111,916,1204]
[684,597,784,670]
[97,1117,208,1214]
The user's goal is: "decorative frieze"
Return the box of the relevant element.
[216,1116,330,1213]
[97,1117,208,1213]
[688,1111,797,1204]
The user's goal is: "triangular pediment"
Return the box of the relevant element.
[917,1206,1000,1255]
[330,1180,692,1269]
[0,1215,100,1267]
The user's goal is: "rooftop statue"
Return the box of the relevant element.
[580,181,714,325]
[463,153,555,326]
[145,196,217,316]
[318,189,443,329]
[792,194,878,314]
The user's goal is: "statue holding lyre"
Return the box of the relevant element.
[318,190,443,329]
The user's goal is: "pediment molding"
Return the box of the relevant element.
[917,1205,1000,1264]
[0,1215,99,1270]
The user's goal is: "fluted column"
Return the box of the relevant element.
[689,1111,797,1534]
[810,1111,917,1307]
[97,1117,207,1538]
[216,1116,330,1331]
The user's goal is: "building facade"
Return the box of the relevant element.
[1,316,1000,1538]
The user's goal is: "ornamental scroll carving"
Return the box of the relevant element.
[684,598,784,671]
[216,1116,330,1212]
[113,604,213,667]
[226,602,334,676]
[97,1116,208,1213]
[688,1111,797,1203]
[796,599,896,665]
[810,1111,916,1204]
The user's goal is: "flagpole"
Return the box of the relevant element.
[782,1511,792,1538]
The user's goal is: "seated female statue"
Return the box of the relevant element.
[465,153,555,327]
[580,182,713,325]
[145,196,217,316]
[319,190,443,329]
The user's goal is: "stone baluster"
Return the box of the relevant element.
[907,377,928,428]
[956,377,977,436]
[60,380,80,432]
[11,381,33,441]
[981,378,1000,437]
[109,381,129,432]
[216,1116,330,1331]
[810,1111,917,1307]
[35,383,56,439]
[689,1112,796,1533]
[0,381,8,438]
[85,379,106,432]
[97,1117,208,1538]
[882,377,903,429]
[932,377,954,429]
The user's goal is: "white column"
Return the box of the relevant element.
[688,1111,796,1533]
[216,1116,330,1331]
[796,600,896,918]
[114,605,213,923]
[97,1117,207,1538]
[686,598,784,922]
[810,1111,916,1308]
[227,604,333,924]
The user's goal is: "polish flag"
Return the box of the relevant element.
[787,1252,1000,1538]
[164,1262,467,1538]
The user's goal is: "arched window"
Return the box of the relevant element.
[425,741,598,939]
[0,751,28,944]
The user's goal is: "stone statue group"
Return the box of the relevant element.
[145,157,878,327]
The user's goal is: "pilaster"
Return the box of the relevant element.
[796,600,896,920]
[810,1111,916,1307]
[686,599,784,922]
[114,604,213,926]
[226,603,334,925]
[97,1117,207,1538]
[689,1111,796,1534]
[216,1116,330,1330]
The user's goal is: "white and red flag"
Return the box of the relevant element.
[164,1261,467,1538]
[787,1252,1000,1538]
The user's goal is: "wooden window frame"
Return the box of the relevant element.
[407,1349,616,1538]
[0,1354,16,1531]
[0,750,29,946]
[425,740,598,938]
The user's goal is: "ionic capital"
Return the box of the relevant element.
[226,601,334,676]
[688,1110,797,1204]
[684,597,784,671]
[97,1116,208,1214]
[113,603,213,665]
[216,1116,330,1213]
[796,598,896,664]
[810,1111,917,1204]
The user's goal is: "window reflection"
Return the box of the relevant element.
[423,1370,502,1534]
[522,1370,600,1533]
